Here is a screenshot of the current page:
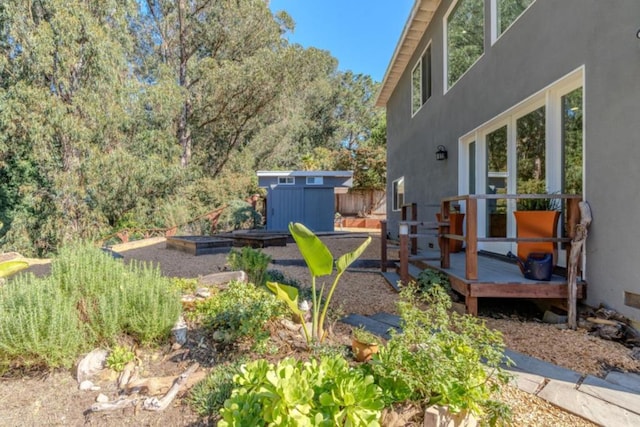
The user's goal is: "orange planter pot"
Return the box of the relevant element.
[351,339,379,362]
[513,210,560,266]
[436,213,465,253]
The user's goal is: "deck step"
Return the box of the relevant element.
[380,271,401,291]
[369,312,402,328]
[340,314,397,340]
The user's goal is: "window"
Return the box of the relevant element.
[495,0,535,40]
[459,67,584,261]
[306,176,323,185]
[411,44,432,116]
[445,0,484,90]
[278,176,294,185]
[392,177,405,211]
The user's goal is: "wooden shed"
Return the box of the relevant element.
[257,171,353,232]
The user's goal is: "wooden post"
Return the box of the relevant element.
[466,197,478,281]
[410,203,418,255]
[380,220,388,272]
[568,201,592,330]
[399,222,409,285]
[440,201,450,269]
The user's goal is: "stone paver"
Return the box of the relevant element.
[579,375,640,416]
[538,379,640,427]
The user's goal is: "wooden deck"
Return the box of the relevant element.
[415,251,586,316]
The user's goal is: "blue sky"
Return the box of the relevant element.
[268,0,414,83]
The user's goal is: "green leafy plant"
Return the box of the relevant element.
[227,246,272,286]
[188,360,245,417]
[416,268,451,294]
[218,355,384,426]
[367,283,511,423]
[352,327,379,345]
[192,280,284,350]
[267,222,371,345]
[516,180,560,211]
[106,345,135,372]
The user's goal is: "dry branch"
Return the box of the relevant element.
[568,201,592,330]
[90,397,139,412]
[142,363,200,411]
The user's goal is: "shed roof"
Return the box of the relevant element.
[375,0,441,107]
[256,170,353,178]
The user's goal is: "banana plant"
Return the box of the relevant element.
[267,222,371,345]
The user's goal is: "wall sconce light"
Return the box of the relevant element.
[436,145,448,161]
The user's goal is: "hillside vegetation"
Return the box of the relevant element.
[0,0,385,256]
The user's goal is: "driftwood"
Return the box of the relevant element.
[90,397,139,412]
[142,363,200,411]
[568,201,592,330]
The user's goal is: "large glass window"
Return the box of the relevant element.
[562,87,583,195]
[392,177,405,211]
[486,126,508,237]
[516,106,546,196]
[497,0,535,37]
[411,45,432,116]
[446,0,484,89]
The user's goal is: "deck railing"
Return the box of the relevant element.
[394,194,583,283]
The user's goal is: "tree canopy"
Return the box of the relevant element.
[0,0,385,255]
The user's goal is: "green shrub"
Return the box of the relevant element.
[367,284,511,423]
[416,268,451,294]
[0,276,88,373]
[192,280,284,350]
[0,243,182,372]
[227,246,271,286]
[219,355,384,426]
[106,345,136,372]
[188,360,245,417]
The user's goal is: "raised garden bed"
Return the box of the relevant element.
[166,236,233,256]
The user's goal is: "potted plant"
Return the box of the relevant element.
[514,182,561,267]
[351,327,380,362]
[436,205,465,253]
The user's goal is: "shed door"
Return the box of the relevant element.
[268,187,304,231]
[303,188,335,232]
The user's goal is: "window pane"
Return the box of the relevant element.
[516,106,546,197]
[422,46,432,102]
[562,88,583,195]
[498,0,535,36]
[411,61,422,115]
[486,126,507,237]
[447,0,484,88]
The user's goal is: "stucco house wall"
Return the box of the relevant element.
[381,0,640,322]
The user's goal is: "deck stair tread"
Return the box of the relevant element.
[380,271,401,292]
[340,314,397,340]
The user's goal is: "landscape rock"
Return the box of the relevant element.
[79,380,100,391]
[77,349,109,384]
[96,393,109,403]
[542,310,568,324]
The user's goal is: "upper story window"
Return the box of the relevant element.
[495,0,535,39]
[445,0,484,90]
[392,177,405,211]
[278,176,295,185]
[306,176,323,185]
[411,44,432,116]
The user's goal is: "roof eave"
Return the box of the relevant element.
[375,0,441,107]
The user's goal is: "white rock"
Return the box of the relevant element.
[195,288,211,298]
[172,316,188,345]
[76,349,109,383]
[79,380,96,391]
[96,393,110,403]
